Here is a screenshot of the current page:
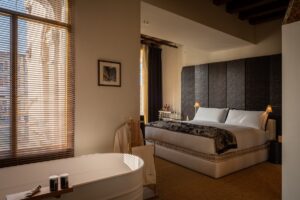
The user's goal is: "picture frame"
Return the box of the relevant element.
[98,60,121,87]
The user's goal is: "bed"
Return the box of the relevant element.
[145,108,276,178]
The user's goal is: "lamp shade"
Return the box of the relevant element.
[266,105,273,113]
[194,101,201,108]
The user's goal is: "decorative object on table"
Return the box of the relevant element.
[49,175,59,192]
[186,115,189,121]
[98,60,121,87]
[60,174,69,189]
[25,185,41,198]
[194,101,201,114]
[162,104,170,111]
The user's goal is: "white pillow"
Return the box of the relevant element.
[225,110,268,130]
[193,107,229,123]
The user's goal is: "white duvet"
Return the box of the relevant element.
[145,120,268,155]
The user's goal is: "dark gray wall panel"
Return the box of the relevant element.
[245,56,270,111]
[270,54,282,135]
[227,59,245,109]
[195,64,208,107]
[181,66,195,120]
[181,54,282,136]
[209,62,227,108]
[270,54,282,114]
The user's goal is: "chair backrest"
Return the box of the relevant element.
[127,119,144,149]
[114,119,144,154]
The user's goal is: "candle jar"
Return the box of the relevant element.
[49,175,59,192]
[60,173,69,189]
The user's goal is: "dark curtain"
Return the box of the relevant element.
[148,46,162,122]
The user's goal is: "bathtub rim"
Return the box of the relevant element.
[0,153,144,190]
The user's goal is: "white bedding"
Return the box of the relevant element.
[145,120,268,155]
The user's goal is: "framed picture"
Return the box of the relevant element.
[98,60,121,87]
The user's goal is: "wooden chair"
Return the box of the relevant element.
[114,119,158,199]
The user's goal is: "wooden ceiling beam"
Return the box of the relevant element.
[226,0,278,13]
[212,0,231,6]
[141,34,178,48]
[239,1,289,20]
[248,9,286,24]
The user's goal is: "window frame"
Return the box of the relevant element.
[0,1,74,168]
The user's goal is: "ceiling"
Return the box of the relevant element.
[141,2,251,52]
[213,0,289,25]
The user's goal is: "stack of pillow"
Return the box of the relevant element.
[193,107,269,131]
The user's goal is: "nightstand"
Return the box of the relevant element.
[159,111,182,121]
[269,140,282,164]
[161,117,182,122]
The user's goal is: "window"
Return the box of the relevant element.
[0,0,73,168]
[0,63,4,71]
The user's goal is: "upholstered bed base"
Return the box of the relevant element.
[153,143,269,178]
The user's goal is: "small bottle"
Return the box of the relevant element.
[49,175,59,192]
[60,173,69,189]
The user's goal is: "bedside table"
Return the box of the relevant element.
[161,117,182,122]
[269,140,282,164]
[159,111,182,121]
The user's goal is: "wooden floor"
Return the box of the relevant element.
[151,157,281,200]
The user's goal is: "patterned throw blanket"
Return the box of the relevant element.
[147,121,237,154]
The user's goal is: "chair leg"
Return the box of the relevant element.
[143,184,158,199]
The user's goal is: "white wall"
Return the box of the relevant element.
[74,0,140,155]
[208,20,282,63]
[161,46,183,113]
[183,20,282,66]
[282,20,300,200]
[182,46,211,67]
[143,0,255,42]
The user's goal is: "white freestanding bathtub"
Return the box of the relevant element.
[0,153,144,200]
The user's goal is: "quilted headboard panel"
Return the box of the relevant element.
[181,54,282,135]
